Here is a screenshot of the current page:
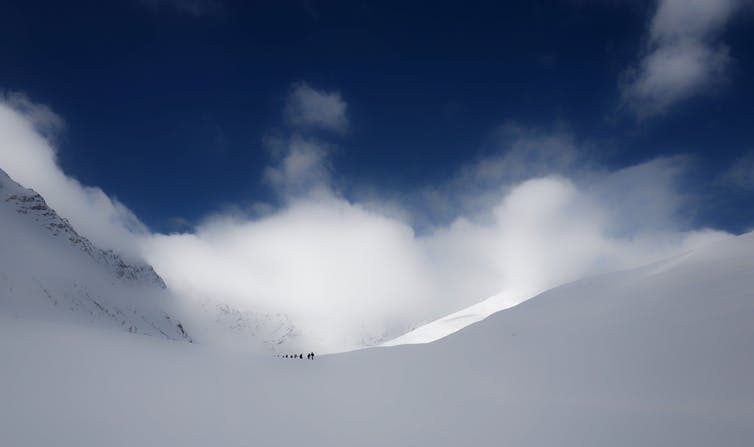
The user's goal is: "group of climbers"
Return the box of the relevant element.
[278,352,315,360]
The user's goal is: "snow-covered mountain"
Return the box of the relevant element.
[0,167,190,341]
[2,225,753,446]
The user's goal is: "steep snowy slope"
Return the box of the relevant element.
[1,230,752,446]
[384,233,732,347]
[382,289,525,347]
[0,168,190,341]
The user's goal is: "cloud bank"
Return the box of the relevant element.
[621,0,745,117]
[144,158,728,351]
[0,87,731,352]
[141,85,729,351]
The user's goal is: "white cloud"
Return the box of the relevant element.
[650,0,739,38]
[144,126,729,352]
[0,92,732,353]
[723,152,754,189]
[145,197,435,349]
[0,93,147,259]
[284,82,348,134]
[263,135,333,198]
[391,125,589,229]
[459,124,582,187]
[2,92,65,137]
[621,0,744,117]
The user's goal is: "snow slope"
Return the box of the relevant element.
[382,289,526,347]
[0,168,190,341]
[383,234,734,347]
[2,229,753,446]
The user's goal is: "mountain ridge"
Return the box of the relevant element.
[0,167,190,341]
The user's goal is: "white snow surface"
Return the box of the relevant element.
[382,289,527,346]
[2,229,753,446]
[384,235,736,348]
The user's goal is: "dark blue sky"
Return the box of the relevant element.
[2,0,753,232]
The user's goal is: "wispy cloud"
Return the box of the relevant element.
[2,92,65,138]
[0,93,147,259]
[284,82,349,134]
[263,135,333,199]
[621,0,745,117]
[723,152,754,189]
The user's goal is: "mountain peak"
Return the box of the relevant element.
[0,167,188,341]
